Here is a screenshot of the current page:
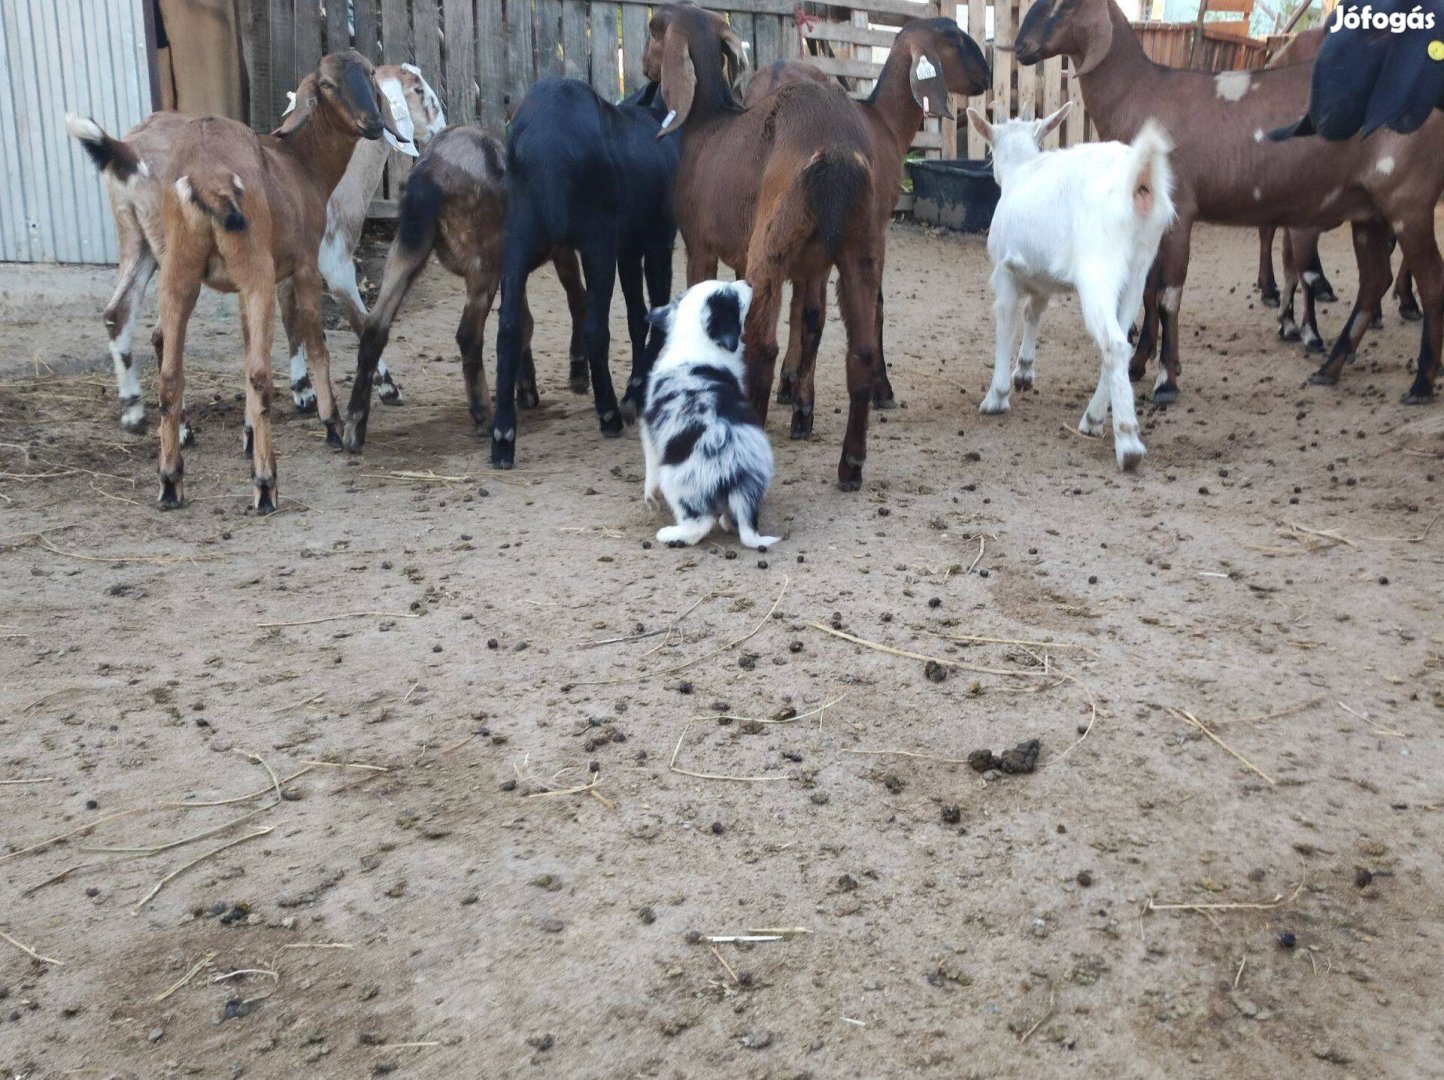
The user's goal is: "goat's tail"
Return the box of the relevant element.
[1126,121,1174,226]
[175,173,248,234]
[396,166,444,257]
[800,150,870,261]
[65,113,147,184]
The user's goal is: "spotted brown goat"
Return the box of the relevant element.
[1015,0,1444,403]
[645,3,989,489]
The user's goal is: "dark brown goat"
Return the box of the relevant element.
[646,4,989,488]
[1015,0,1444,403]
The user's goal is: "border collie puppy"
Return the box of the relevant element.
[640,280,781,550]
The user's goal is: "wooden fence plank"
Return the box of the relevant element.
[992,0,1012,122]
[381,0,412,63]
[268,0,296,110]
[326,0,349,51]
[505,0,535,109]
[782,10,800,57]
[443,0,477,122]
[729,11,755,76]
[591,2,621,102]
[245,0,274,130]
[966,0,985,156]
[477,0,506,125]
[809,55,883,79]
[354,0,381,62]
[1065,61,1087,148]
[535,0,563,78]
[413,0,442,79]
[621,3,648,93]
[753,12,782,68]
[295,0,322,75]
[562,0,589,80]
[1042,54,1061,145]
[800,21,897,47]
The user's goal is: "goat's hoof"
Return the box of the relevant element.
[490,430,515,469]
[1399,300,1424,322]
[157,477,184,510]
[342,418,367,455]
[775,381,795,406]
[1117,448,1146,472]
[1303,337,1326,355]
[790,408,813,441]
[619,395,641,426]
[1151,383,1179,406]
[324,420,344,449]
[377,378,403,405]
[1307,369,1341,387]
[1259,291,1281,308]
[253,483,277,515]
[598,409,624,438]
[1128,361,1147,383]
[569,376,590,396]
[1278,324,1301,343]
[120,399,146,433]
[1078,417,1105,439]
[872,393,897,410]
[1012,373,1034,392]
[292,382,318,414]
[569,359,589,395]
[517,385,541,410]
[1401,382,1435,405]
[242,427,254,459]
[836,460,863,492]
[1316,287,1338,304]
[1369,313,1384,330]
[979,394,1010,416]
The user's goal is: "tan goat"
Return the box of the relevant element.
[153,50,397,512]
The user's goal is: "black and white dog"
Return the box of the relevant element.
[640,280,781,550]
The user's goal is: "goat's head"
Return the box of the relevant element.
[966,102,1072,164]
[645,3,748,136]
[373,64,445,158]
[277,50,402,144]
[894,19,990,118]
[1014,0,1114,75]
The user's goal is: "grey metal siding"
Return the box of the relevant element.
[0,0,152,264]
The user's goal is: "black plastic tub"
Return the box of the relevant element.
[906,159,1000,233]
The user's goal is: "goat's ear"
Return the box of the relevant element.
[656,22,696,137]
[965,106,995,146]
[1074,2,1114,75]
[376,76,419,156]
[1035,101,1071,143]
[908,50,953,119]
[274,74,318,135]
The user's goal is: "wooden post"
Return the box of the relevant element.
[591,2,620,103]
[505,0,536,111]
[443,0,477,122]
[622,4,649,94]
[476,0,506,126]
[535,0,563,78]
[992,0,1013,122]
[562,1,589,81]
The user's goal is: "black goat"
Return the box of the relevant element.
[490,78,681,469]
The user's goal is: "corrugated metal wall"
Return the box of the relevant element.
[0,0,153,264]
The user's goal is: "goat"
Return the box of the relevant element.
[151,50,396,511]
[645,3,989,489]
[488,78,684,469]
[280,62,445,412]
[739,61,899,418]
[1014,0,1444,404]
[968,104,1174,471]
[340,125,588,452]
[66,63,437,436]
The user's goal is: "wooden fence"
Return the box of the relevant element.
[238,0,1276,205]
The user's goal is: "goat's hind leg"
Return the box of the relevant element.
[576,239,623,437]
[1014,291,1048,391]
[980,267,1021,414]
[277,279,317,414]
[788,276,826,440]
[291,264,343,447]
[457,268,499,434]
[1277,230,1303,342]
[1080,275,1146,471]
[154,266,202,509]
[104,240,157,433]
[1257,226,1280,308]
[552,248,589,394]
[1311,220,1390,387]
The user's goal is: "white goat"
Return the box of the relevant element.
[966,103,1175,470]
[66,64,443,434]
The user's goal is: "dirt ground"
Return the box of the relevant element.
[1,220,1442,1080]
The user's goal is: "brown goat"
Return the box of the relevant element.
[340,125,587,452]
[154,50,396,511]
[1015,0,1444,403]
[646,4,989,489]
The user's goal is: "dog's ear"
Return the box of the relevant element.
[646,300,678,332]
[704,287,743,353]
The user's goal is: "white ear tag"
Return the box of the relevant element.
[281,90,297,117]
[662,109,677,128]
[923,96,930,113]
[914,56,937,80]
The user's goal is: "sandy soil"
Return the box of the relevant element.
[1,220,1442,1080]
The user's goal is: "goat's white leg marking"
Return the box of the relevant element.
[317,228,400,404]
[981,269,1021,415]
[1014,292,1048,391]
[290,344,316,411]
[641,427,661,510]
[1080,277,1146,469]
[105,248,156,432]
